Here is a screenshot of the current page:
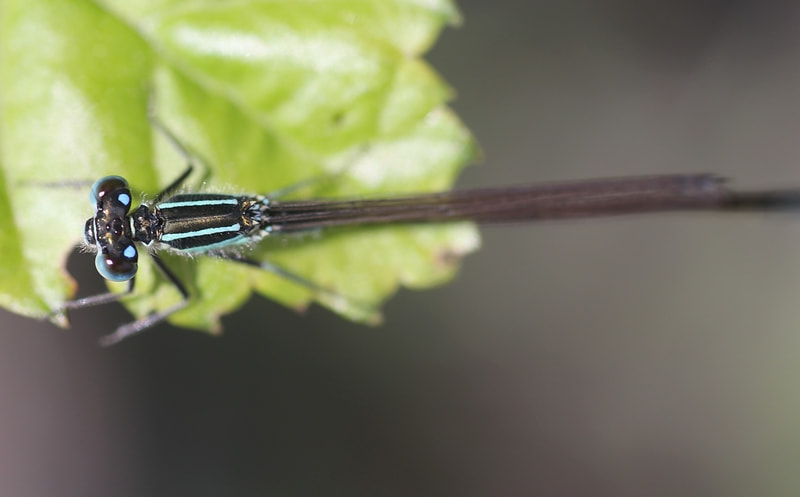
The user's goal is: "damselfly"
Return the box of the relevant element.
[59,159,800,345]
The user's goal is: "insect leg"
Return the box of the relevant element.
[148,97,214,201]
[56,277,136,317]
[97,255,189,346]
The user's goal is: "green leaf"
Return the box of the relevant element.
[0,0,478,333]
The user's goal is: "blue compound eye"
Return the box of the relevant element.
[94,245,138,282]
[90,176,131,208]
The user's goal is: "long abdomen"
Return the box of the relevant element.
[263,175,729,232]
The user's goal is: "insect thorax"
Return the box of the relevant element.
[134,194,269,253]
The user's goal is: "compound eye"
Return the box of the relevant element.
[94,244,138,282]
[90,176,132,212]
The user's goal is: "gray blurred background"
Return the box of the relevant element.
[3,1,800,495]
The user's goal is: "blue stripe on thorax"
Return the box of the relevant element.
[158,198,239,210]
[161,222,242,242]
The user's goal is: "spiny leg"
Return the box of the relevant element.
[266,145,372,200]
[54,277,137,323]
[149,116,198,202]
[18,179,95,189]
[97,255,190,346]
[153,161,195,203]
[148,95,214,200]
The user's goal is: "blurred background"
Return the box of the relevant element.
[3,1,800,495]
